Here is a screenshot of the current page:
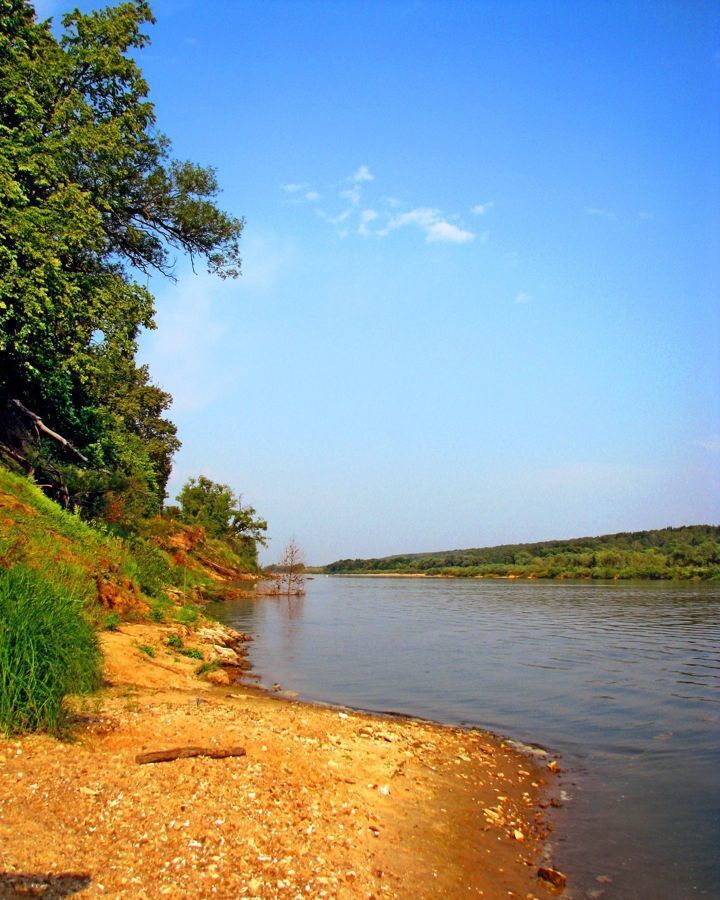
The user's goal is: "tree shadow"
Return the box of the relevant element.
[0,873,91,898]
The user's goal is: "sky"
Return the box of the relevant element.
[38,0,720,564]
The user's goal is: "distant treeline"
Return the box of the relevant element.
[324,526,720,581]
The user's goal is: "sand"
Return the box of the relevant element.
[0,622,563,898]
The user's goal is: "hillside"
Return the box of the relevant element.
[324,525,720,580]
[0,466,260,628]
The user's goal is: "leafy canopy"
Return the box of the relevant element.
[177,476,268,546]
[0,0,243,512]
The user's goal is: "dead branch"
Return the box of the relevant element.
[7,399,89,463]
[136,746,247,765]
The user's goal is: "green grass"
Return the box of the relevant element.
[0,566,102,735]
[137,644,155,658]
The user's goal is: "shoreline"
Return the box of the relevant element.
[0,621,563,898]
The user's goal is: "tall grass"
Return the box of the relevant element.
[0,566,102,735]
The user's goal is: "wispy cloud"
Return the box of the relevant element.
[695,435,720,453]
[350,165,374,183]
[426,221,475,244]
[514,291,531,304]
[358,209,379,236]
[340,186,362,207]
[471,201,494,215]
[585,206,617,220]
[377,207,475,244]
[283,167,477,246]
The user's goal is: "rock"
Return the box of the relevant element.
[211,645,241,666]
[247,877,262,896]
[537,866,567,889]
[205,669,231,686]
[547,760,560,773]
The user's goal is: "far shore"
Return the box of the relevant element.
[0,620,562,898]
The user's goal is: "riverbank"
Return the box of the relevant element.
[0,621,561,899]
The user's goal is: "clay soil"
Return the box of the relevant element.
[0,623,561,899]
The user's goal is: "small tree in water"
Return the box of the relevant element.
[277,538,306,596]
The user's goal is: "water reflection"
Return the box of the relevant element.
[212,577,720,899]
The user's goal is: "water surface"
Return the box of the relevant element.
[210,577,720,899]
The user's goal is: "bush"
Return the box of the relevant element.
[0,566,101,735]
[175,604,200,626]
[103,612,121,632]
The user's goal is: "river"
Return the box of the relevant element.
[209,576,720,899]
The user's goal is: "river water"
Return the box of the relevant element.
[209,577,720,899]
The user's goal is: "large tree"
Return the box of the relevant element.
[0,0,243,509]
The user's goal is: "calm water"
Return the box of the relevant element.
[210,577,720,899]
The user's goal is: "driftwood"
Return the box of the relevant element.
[136,746,247,765]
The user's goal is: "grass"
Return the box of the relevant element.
[0,566,102,735]
[137,644,155,658]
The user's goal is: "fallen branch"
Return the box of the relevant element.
[8,399,89,463]
[136,746,247,765]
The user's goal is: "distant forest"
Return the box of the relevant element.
[324,526,720,581]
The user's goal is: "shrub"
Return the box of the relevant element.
[0,566,101,735]
[138,644,155,658]
[175,604,200,626]
[178,647,203,661]
[166,633,184,650]
[103,613,121,632]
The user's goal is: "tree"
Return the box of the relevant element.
[176,476,267,546]
[276,538,306,596]
[0,0,243,511]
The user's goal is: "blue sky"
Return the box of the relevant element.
[40,0,720,563]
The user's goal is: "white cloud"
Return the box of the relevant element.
[385,207,440,231]
[379,207,475,244]
[695,435,720,453]
[305,191,321,202]
[471,201,494,215]
[585,206,617,220]
[638,210,654,221]
[340,186,362,207]
[281,182,309,194]
[426,221,475,244]
[141,276,227,414]
[515,291,531,304]
[358,209,379,236]
[350,165,374,183]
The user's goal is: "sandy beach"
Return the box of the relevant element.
[0,622,562,899]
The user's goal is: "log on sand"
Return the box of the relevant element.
[136,746,246,765]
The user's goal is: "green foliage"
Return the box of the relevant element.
[175,604,199,626]
[325,526,720,581]
[0,565,102,735]
[0,0,242,516]
[166,633,183,650]
[178,647,203,660]
[137,644,154,657]
[103,612,121,631]
[122,535,173,596]
[196,660,219,676]
[176,476,267,546]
